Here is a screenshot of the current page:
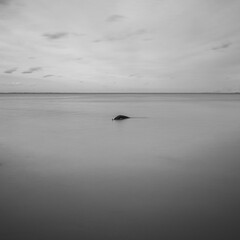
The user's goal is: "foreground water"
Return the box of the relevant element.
[0,94,240,240]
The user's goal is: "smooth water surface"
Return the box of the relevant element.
[0,94,240,239]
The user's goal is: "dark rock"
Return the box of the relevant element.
[112,115,130,120]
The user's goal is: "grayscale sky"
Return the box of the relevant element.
[0,0,240,92]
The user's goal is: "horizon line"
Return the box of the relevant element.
[0,92,240,94]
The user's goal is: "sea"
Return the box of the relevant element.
[0,93,240,240]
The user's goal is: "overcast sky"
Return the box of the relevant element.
[0,0,240,92]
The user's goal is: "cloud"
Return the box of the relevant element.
[43,32,69,40]
[0,0,11,5]
[106,28,147,41]
[212,42,232,51]
[4,67,17,74]
[106,14,125,22]
[22,67,42,74]
[133,29,147,35]
[93,39,102,43]
[43,74,54,78]
[93,29,147,43]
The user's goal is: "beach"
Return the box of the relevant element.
[0,93,240,239]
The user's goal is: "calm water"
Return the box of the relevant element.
[0,94,240,240]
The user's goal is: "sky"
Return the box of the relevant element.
[0,0,240,92]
